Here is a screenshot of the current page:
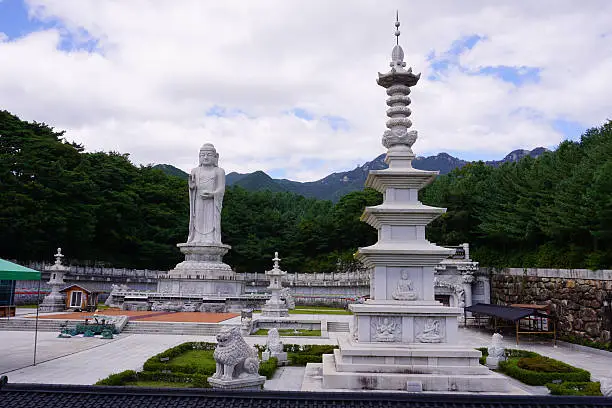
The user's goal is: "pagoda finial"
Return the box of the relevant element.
[273,252,281,269]
[54,248,64,265]
[395,10,400,45]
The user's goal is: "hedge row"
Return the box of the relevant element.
[546,381,602,396]
[142,342,216,375]
[499,358,590,385]
[95,370,209,388]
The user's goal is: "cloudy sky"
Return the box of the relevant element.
[1,0,611,181]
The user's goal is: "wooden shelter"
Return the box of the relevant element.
[60,284,99,311]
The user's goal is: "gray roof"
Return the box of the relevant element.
[1,383,610,408]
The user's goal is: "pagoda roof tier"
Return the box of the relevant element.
[365,168,438,192]
[377,69,421,88]
[361,204,446,228]
[356,242,455,267]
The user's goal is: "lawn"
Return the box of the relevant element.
[253,306,352,315]
[168,349,216,372]
[253,328,321,336]
[125,381,193,388]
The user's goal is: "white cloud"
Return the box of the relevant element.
[0,0,610,181]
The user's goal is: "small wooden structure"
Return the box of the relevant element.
[60,284,99,311]
[464,303,556,346]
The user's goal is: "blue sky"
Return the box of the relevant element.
[0,1,607,181]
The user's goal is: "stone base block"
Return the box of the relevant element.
[322,354,509,392]
[39,302,65,313]
[261,305,289,318]
[208,375,265,390]
[486,356,501,370]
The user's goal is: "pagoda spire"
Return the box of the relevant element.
[377,13,422,167]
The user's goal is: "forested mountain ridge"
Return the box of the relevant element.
[155,148,548,202]
[3,109,611,271]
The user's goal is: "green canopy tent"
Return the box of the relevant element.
[0,258,43,365]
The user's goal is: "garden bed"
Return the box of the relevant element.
[476,347,599,395]
[253,328,321,336]
[96,341,337,388]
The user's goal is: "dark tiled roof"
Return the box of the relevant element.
[465,303,551,321]
[1,383,611,408]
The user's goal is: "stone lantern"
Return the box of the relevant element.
[40,248,68,312]
[261,252,289,317]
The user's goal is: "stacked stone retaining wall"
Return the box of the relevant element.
[489,267,612,344]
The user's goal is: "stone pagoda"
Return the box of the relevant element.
[40,248,68,312]
[321,15,508,392]
[261,252,289,317]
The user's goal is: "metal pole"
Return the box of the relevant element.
[33,277,41,366]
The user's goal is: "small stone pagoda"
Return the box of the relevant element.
[40,248,68,313]
[321,15,508,392]
[261,252,289,317]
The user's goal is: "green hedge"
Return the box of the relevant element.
[96,370,209,388]
[546,381,602,396]
[142,342,217,375]
[96,370,138,386]
[499,357,590,385]
[259,357,278,379]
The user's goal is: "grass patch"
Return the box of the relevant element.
[253,328,321,336]
[124,380,193,388]
[167,349,216,373]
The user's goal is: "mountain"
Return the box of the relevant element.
[155,147,548,201]
[152,164,188,180]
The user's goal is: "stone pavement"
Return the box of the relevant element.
[1,318,612,390]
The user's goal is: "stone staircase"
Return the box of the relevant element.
[0,318,66,332]
[327,321,350,332]
[121,321,232,336]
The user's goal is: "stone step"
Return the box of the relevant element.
[327,322,350,332]
[121,321,235,335]
[0,319,66,332]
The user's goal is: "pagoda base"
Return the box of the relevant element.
[39,293,66,313]
[261,301,289,317]
[322,336,509,392]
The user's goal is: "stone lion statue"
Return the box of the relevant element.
[212,326,260,380]
[280,287,295,309]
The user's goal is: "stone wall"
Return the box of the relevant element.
[490,268,612,343]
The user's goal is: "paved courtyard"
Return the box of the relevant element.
[1,314,612,391]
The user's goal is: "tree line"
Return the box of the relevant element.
[421,120,612,270]
[0,110,379,272]
[2,109,611,271]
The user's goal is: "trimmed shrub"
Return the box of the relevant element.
[546,381,602,396]
[499,357,590,385]
[259,357,278,379]
[517,356,575,373]
[142,342,217,375]
[136,371,209,388]
[96,370,137,386]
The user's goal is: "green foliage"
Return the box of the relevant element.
[420,120,612,269]
[259,357,278,379]
[96,370,210,388]
[142,342,216,375]
[499,355,590,385]
[517,356,576,373]
[546,381,602,396]
[560,334,612,351]
[282,343,338,365]
[95,370,138,386]
[253,329,321,336]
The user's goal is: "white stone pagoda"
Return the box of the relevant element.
[321,15,508,392]
[40,248,68,313]
[261,252,289,317]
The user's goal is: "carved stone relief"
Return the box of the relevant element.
[371,316,402,342]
